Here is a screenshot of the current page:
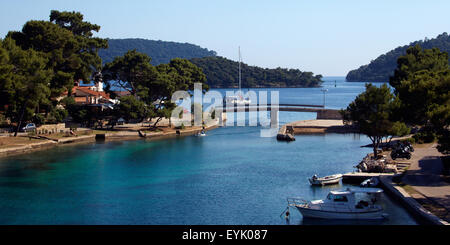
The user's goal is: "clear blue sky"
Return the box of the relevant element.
[0,0,448,76]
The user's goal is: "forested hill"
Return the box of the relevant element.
[98,38,217,65]
[99,39,323,88]
[346,32,450,82]
[190,56,323,88]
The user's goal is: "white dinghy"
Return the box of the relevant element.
[195,130,206,137]
[308,174,342,186]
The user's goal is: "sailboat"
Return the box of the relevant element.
[224,47,251,105]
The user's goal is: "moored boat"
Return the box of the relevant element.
[360,177,379,187]
[195,130,206,137]
[287,188,387,220]
[223,47,251,106]
[309,174,342,186]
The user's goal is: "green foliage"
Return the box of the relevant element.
[388,45,449,154]
[115,95,151,122]
[175,123,185,130]
[0,10,109,133]
[47,108,68,124]
[98,38,216,65]
[103,50,209,127]
[50,10,101,37]
[97,37,322,89]
[32,114,45,125]
[61,96,88,124]
[71,108,89,124]
[103,49,158,95]
[346,32,450,82]
[148,58,207,127]
[344,83,405,157]
[8,10,107,98]
[389,45,449,89]
[413,130,437,144]
[404,137,416,145]
[0,37,52,135]
[190,56,323,88]
[387,121,411,139]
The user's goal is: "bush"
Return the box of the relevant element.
[0,114,10,127]
[175,123,185,130]
[404,137,416,144]
[413,131,436,144]
[32,114,45,125]
[46,108,68,124]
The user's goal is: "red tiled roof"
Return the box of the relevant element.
[61,84,113,105]
[74,87,111,100]
[62,86,93,96]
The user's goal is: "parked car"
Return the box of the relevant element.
[117,118,126,125]
[21,123,36,132]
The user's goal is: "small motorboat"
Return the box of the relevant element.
[195,130,206,137]
[287,188,387,220]
[360,177,379,187]
[309,174,342,186]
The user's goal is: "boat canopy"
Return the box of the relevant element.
[348,188,383,194]
[329,190,351,195]
[330,188,383,196]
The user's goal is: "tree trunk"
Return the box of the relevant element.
[369,136,380,159]
[14,105,27,137]
[373,143,378,159]
[388,136,393,143]
[373,136,382,159]
[152,117,163,128]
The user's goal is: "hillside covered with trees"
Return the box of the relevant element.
[343,45,450,156]
[190,56,323,88]
[99,39,323,88]
[98,38,217,65]
[346,32,450,82]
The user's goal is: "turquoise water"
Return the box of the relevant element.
[0,78,417,225]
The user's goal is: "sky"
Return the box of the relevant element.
[0,0,448,76]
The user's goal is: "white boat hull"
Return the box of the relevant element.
[296,206,385,220]
[309,174,342,186]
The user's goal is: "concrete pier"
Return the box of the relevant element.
[342,172,394,184]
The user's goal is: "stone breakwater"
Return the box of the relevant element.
[277,119,358,141]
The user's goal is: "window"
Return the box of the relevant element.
[333,195,348,202]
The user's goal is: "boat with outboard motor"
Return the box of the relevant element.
[195,130,206,137]
[287,188,387,220]
[309,174,342,186]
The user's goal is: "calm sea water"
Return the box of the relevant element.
[0,78,417,225]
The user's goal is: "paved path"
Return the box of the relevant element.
[402,143,450,213]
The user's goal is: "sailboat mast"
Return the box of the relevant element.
[238,46,241,91]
